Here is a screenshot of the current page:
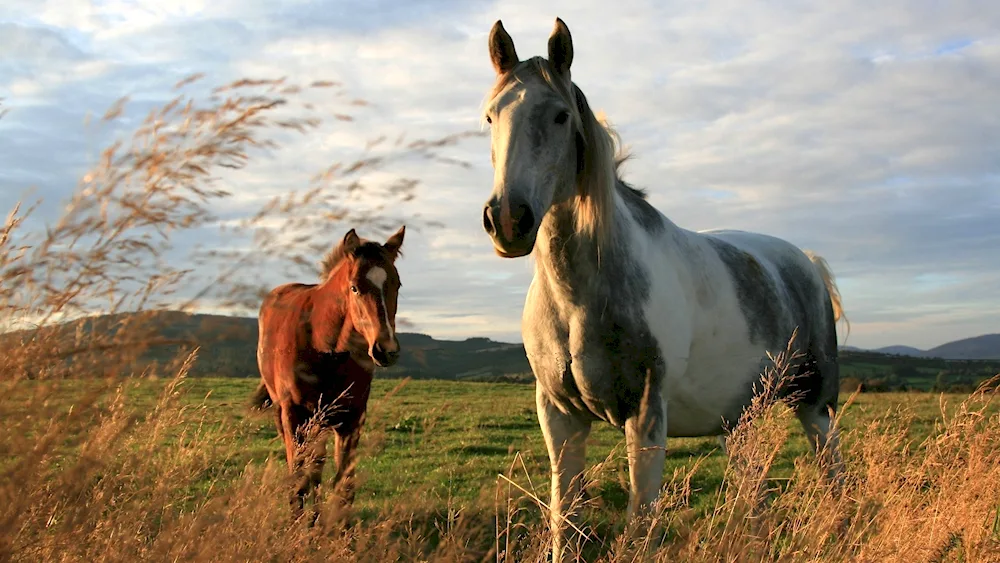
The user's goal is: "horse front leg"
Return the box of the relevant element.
[302,430,328,526]
[536,387,592,562]
[331,412,365,507]
[624,366,667,521]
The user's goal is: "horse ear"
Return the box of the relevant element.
[383,225,405,260]
[342,228,361,254]
[547,17,573,76]
[489,20,519,76]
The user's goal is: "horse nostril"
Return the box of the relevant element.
[516,204,534,236]
[483,205,497,236]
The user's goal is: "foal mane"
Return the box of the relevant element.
[485,57,637,247]
[319,238,395,280]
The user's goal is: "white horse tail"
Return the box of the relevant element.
[803,250,850,341]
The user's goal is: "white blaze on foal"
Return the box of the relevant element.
[366,266,387,288]
[365,266,393,339]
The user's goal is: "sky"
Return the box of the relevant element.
[1,0,998,350]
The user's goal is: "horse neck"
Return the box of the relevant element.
[534,180,685,303]
[312,272,358,354]
[534,189,625,298]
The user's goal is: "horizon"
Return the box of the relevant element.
[2,1,998,350]
[112,309,1000,352]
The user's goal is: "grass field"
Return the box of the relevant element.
[2,376,964,510]
[5,373,1000,561]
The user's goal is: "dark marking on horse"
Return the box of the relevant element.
[707,238,841,424]
[642,362,666,442]
[704,236,784,345]
[527,95,567,152]
[782,351,824,407]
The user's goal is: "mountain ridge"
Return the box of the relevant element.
[870,334,1000,360]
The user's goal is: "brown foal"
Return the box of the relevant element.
[252,226,405,521]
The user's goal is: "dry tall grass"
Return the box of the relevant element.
[2,77,1000,562]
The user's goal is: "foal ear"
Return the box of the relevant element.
[383,225,405,260]
[489,20,519,76]
[342,228,361,254]
[547,17,574,76]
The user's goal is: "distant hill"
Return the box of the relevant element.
[873,345,928,358]
[926,334,1000,360]
[0,311,532,382]
[4,312,998,391]
[858,334,1000,361]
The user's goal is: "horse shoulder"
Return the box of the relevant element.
[522,276,568,364]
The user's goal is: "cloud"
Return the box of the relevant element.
[1,0,999,350]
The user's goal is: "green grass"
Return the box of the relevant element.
[10,376,979,519]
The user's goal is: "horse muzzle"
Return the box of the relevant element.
[482,195,538,258]
[370,339,400,367]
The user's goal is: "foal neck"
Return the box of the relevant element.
[312,267,361,356]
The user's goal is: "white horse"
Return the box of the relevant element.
[480,18,847,560]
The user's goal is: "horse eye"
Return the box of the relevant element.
[350,285,358,294]
[554,111,569,125]
[485,115,493,125]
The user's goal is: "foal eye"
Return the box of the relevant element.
[485,115,493,124]
[554,111,569,125]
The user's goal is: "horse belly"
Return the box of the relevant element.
[663,348,762,437]
[645,282,762,437]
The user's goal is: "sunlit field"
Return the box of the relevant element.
[11,376,960,513]
[4,373,1000,562]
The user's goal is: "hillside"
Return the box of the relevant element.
[0,312,531,382]
[873,345,927,357]
[4,312,998,391]
[866,335,1000,360]
[927,334,1000,360]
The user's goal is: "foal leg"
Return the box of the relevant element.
[331,413,365,506]
[280,402,316,520]
[275,404,293,467]
[536,388,592,563]
[301,432,328,526]
[274,403,308,519]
